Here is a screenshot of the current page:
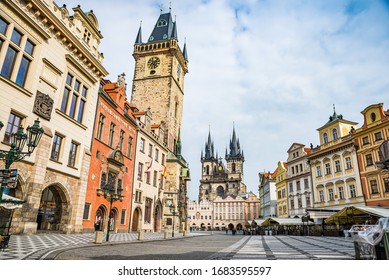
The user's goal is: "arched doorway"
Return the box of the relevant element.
[236,223,243,230]
[154,204,162,232]
[109,208,117,232]
[228,223,234,230]
[132,207,141,232]
[94,206,106,231]
[36,185,68,231]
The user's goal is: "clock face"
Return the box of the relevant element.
[147,57,160,69]
[166,199,172,207]
[218,165,223,171]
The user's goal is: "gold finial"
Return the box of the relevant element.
[169,2,172,11]
[160,3,163,13]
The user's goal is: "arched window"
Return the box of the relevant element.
[232,163,236,172]
[332,128,338,140]
[206,165,210,175]
[323,133,328,144]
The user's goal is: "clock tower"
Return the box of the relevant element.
[131,10,188,152]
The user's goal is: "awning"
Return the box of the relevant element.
[325,206,389,224]
[0,194,24,210]
[261,217,314,226]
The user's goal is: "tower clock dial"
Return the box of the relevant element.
[147,57,160,69]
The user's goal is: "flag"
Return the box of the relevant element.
[145,159,153,173]
[163,165,167,178]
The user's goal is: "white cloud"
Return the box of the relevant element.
[63,0,389,200]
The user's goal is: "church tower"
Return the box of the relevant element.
[198,126,246,202]
[225,125,246,194]
[131,9,188,152]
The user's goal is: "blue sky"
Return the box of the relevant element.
[64,0,389,200]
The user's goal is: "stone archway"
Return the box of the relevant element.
[216,186,224,197]
[36,184,70,232]
[154,203,162,232]
[131,207,142,232]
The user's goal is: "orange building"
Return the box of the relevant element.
[352,103,389,207]
[82,74,137,233]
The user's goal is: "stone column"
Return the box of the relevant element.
[22,126,52,234]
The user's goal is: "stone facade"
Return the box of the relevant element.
[0,0,107,234]
[258,171,277,218]
[188,199,213,230]
[286,143,313,218]
[275,161,288,218]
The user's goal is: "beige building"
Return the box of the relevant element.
[286,143,313,217]
[308,108,365,222]
[0,1,107,234]
[188,199,213,231]
[213,192,260,231]
[275,161,288,218]
[130,10,190,233]
[131,109,168,232]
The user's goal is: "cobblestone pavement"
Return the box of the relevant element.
[0,231,209,260]
[208,235,355,260]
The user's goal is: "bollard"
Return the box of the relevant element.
[94,231,103,244]
[183,231,187,237]
[164,230,169,239]
[138,230,144,241]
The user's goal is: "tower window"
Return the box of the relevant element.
[157,19,167,27]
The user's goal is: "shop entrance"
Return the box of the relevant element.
[36,186,66,231]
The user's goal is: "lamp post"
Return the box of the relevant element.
[101,179,122,242]
[0,119,43,202]
[166,199,178,237]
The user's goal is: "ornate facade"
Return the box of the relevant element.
[199,127,246,202]
[352,103,389,207]
[130,10,190,233]
[0,0,107,234]
[286,143,313,217]
[308,108,365,221]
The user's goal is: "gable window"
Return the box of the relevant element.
[323,133,328,144]
[157,19,167,27]
[332,128,338,140]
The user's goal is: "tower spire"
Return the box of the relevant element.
[135,21,142,44]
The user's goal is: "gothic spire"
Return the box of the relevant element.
[135,23,142,44]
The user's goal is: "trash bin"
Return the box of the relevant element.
[269,230,272,236]
[265,230,268,236]
[350,219,389,260]
[94,231,103,244]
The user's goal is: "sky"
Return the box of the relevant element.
[63,0,389,200]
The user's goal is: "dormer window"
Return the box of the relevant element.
[157,19,167,27]
[371,112,376,122]
[332,128,338,140]
[323,133,328,144]
[83,29,91,44]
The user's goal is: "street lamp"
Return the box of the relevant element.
[0,118,43,202]
[166,199,178,237]
[101,178,122,242]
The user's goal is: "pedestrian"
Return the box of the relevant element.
[225,228,228,235]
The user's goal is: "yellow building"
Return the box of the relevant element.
[352,103,389,207]
[308,107,365,222]
[275,161,288,217]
